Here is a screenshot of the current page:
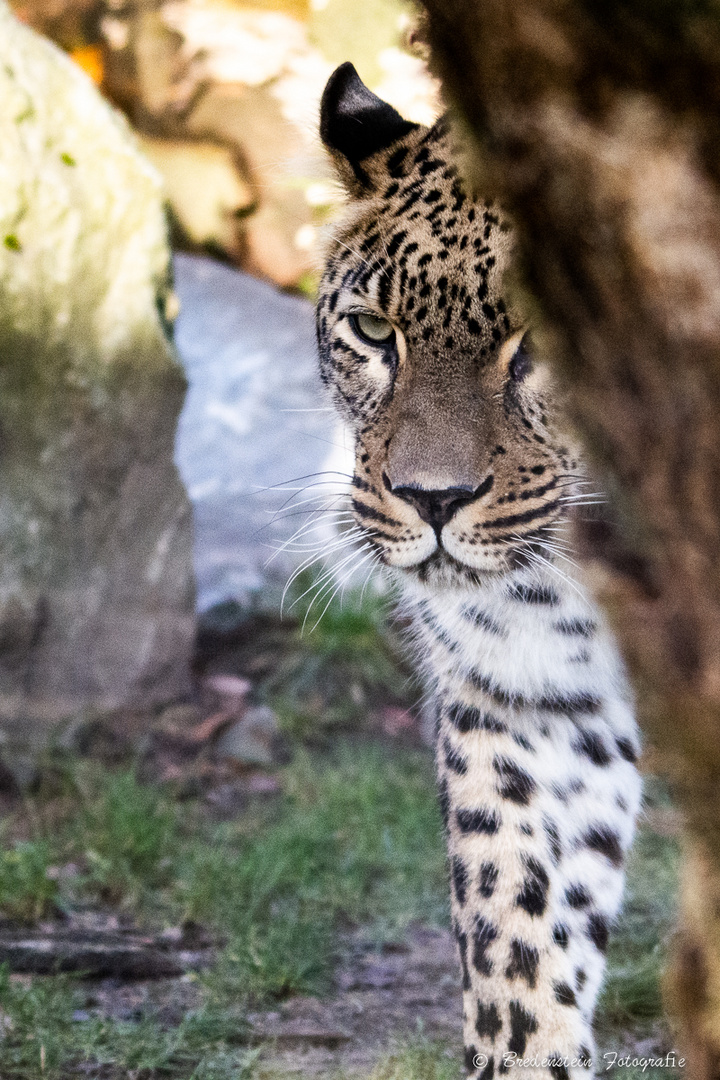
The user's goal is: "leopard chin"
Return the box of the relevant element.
[405,549,503,589]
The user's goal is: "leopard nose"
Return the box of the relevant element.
[391,485,478,532]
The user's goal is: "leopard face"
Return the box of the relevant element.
[317,64,580,589]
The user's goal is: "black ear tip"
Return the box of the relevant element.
[320,61,418,168]
[320,63,362,145]
[322,62,362,104]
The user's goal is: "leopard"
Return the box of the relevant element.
[315,62,642,1079]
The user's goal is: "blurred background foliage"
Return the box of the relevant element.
[9,0,439,292]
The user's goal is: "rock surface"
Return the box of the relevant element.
[0,1,195,740]
[173,253,350,612]
[215,706,282,768]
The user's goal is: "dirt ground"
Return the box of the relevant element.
[34,921,676,1079]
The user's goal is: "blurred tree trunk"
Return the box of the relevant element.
[417,0,720,1072]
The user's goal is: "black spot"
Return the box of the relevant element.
[480,713,509,734]
[553,923,569,949]
[587,912,610,952]
[447,702,483,731]
[616,736,639,763]
[464,1046,479,1075]
[479,861,499,898]
[387,146,409,177]
[386,230,407,259]
[576,968,587,990]
[472,916,498,976]
[544,818,562,864]
[478,1057,495,1080]
[578,1045,592,1068]
[505,938,539,988]
[537,691,601,716]
[476,1000,502,1040]
[444,737,469,776]
[512,733,535,752]
[516,856,549,917]
[457,808,501,834]
[572,730,612,767]
[507,1000,538,1054]
[452,856,469,905]
[462,606,505,636]
[493,756,536,806]
[456,926,471,989]
[553,981,577,1006]
[438,778,450,828]
[549,1062,570,1080]
[469,671,517,709]
[554,618,597,638]
[508,582,560,605]
[565,884,591,908]
[582,825,623,867]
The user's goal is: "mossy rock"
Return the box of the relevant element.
[0,1,194,740]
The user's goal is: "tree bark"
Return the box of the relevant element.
[417,0,720,1072]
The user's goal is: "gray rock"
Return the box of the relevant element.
[0,3,195,740]
[215,705,281,767]
[173,253,349,612]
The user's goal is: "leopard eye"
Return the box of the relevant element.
[509,334,533,381]
[350,312,395,345]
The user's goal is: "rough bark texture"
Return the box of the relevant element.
[417,0,720,1072]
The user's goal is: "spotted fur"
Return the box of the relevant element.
[316,64,642,1078]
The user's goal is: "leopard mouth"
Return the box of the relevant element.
[404,548,503,587]
[396,523,563,584]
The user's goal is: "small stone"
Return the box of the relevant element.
[215,706,280,767]
[204,674,252,699]
[157,704,203,732]
[247,772,281,794]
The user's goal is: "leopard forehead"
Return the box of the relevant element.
[318,121,517,360]
[316,115,579,583]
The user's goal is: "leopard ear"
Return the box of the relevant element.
[320,62,418,193]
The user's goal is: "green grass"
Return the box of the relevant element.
[0,839,59,922]
[598,781,680,1029]
[596,779,681,1078]
[0,744,448,1078]
[72,766,178,905]
[0,963,255,1079]
[365,1038,460,1080]
[179,744,447,998]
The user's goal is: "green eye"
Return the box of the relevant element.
[351,312,395,345]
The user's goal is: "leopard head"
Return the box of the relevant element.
[316,64,580,589]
